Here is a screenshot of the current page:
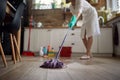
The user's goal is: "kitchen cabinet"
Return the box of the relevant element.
[50,29,67,51]
[52,29,98,53]
[69,29,86,53]
[98,28,113,53]
[23,28,85,53]
[23,28,113,54]
[91,35,98,53]
[50,29,86,53]
[24,29,50,52]
[23,29,29,51]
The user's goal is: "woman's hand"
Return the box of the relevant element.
[68,15,77,29]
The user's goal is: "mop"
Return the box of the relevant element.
[40,28,71,68]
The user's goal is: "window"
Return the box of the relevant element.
[106,0,120,12]
[119,0,120,11]
[32,0,64,9]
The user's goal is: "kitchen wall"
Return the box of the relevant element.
[27,0,106,27]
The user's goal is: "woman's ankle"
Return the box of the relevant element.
[86,52,93,58]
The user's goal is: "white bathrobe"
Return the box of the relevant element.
[70,0,100,38]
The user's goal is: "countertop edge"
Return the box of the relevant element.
[24,26,112,29]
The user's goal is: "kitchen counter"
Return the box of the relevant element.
[105,16,120,26]
[24,25,112,29]
[25,26,80,29]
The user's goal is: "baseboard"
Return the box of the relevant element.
[33,52,113,57]
[71,52,113,57]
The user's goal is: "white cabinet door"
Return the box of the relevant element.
[98,28,113,53]
[24,29,50,52]
[23,28,29,51]
[29,29,39,52]
[91,36,98,53]
[70,29,98,53]
[33,29,50,52]
[50,29,67,51]
[50,29,86,53]
[70,29,86,53]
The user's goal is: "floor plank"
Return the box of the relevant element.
[0,56,120,80]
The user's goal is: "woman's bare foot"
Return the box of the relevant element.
[86,52,93,58]
[80,52,93,60]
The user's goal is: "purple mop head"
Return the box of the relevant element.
[40,59,64,68]
[40,29,70,69]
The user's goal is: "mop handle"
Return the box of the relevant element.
[55,29,71,59]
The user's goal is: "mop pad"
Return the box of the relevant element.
[40,29,70,68]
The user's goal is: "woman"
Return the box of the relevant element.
[67,0,100,59]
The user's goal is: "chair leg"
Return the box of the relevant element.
[13,35,22,62]
[0,42,7,67]
[10,34,16,64]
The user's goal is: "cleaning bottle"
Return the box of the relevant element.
[51,48,55,57]
[47,45,51,53]
[43,47,48,58]
[40,47,44,56]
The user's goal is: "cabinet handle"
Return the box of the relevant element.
[47,29,51,31]
[71,33,75,35]
[71,43,75,45]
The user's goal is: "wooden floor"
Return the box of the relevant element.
[0,56,120,80]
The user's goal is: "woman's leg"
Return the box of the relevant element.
[86,36,93,57]
[82,33,87,49]
[82,35,93,57]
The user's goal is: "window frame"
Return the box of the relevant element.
[106,0,120,12]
